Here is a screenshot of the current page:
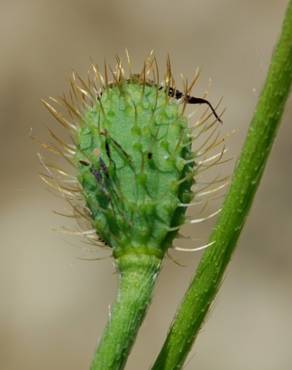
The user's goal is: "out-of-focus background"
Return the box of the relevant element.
[1,1,292,369]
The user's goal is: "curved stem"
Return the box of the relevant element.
[90,253,161,370]
[152,2,292,369]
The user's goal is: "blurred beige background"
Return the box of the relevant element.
[1,0,292,369]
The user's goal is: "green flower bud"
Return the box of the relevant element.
[41,52,223,261]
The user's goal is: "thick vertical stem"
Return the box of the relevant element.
[91,253,161,370]
[152,2,292,369]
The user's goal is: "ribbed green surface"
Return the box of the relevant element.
[76,82,194,256]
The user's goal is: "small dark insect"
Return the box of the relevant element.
[160,86,222,123]
[96,76,222,124]
[147,152,153,160]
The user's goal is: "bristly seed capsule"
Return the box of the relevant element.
[41,51,223,260]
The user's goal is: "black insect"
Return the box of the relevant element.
[96,76,222,124]
[160,86,222,123]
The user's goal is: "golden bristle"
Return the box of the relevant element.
[47,127,75,154]
[125,48,132,77]
[41,99,77,131]
[103,61,109,87]
[60,95,83,121]
[115,55,125,82]
[187,67,200,96]
[165,53,172,88]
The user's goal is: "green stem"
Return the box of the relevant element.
[152,2,292,369]
[90,253,161,370]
